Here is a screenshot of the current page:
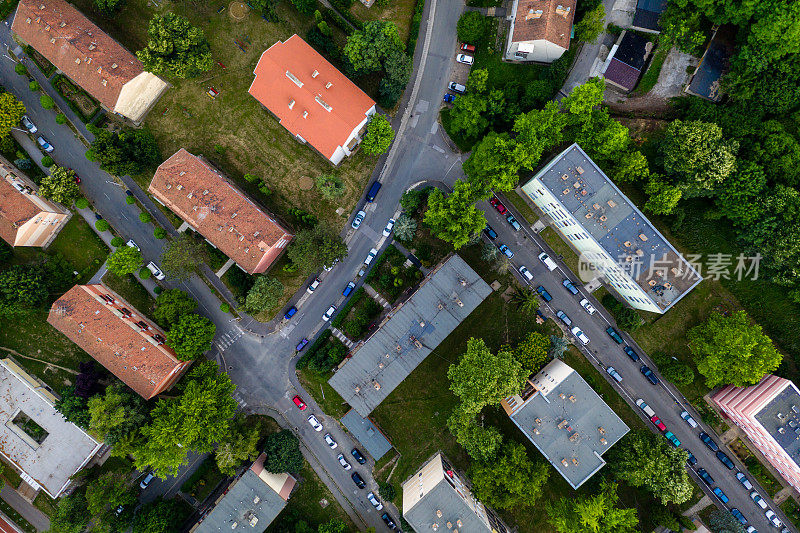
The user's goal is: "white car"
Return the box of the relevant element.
[736,472,753,490]
[538,252,557,271]
[21,115,37,134]
[337,454,351,470]
[367,492,383,511]
[146,261,165,280]
[579,298,596,315]
[518,266,533,282]
[126,239,140,251]
[752,491,768,510]
[307,415,323,432]
[324,433,338,449]
[382,218,395,237]
[680,410,698,428]
[139,472,154,490]
[364,248,378,266]
[37,135,54,152]
[636,399,655,417]
[307,278,320,294]
[571,326,589,345]
[456,54,474,65]
[322,305,336,322]
[323,258,339,272]
[765,509,782,528]
[351,210,366,230]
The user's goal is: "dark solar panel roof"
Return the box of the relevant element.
[341,410,393,461]
[632,9,661,31]
[615,32,650,70]
[637,0,667,14]
[604,59,642,91]
[688,26,735,101]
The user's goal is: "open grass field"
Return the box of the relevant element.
[297,367,350,419]
[539,226,582,277]
[505,189,540,225]
[102,271,156,315]
[349,0,417,43]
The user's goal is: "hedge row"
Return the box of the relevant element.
[330,287,366,329]
[297,330,333,369]
[406,0,426,55]
[327,0,364,32]
[51,73,100,123]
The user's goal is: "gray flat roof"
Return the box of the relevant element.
[0,359,101,498]
[755,384,800,467]
[341,410,393,461]
[522,144,702,312]
[329,255,492,417]
[405,478,495,533]
[508,361,629,488]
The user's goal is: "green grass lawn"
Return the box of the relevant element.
[633,42,669,95]
[102,271,156,315]
[180,455,227,503]
[727,438,783,497]
[349,0,417,43]
[297,367,350,419]
[504,190,540,225]
[781,498,800,531]
[539,226,582,277]
[32,492,57,518]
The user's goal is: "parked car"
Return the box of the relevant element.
[292,395,307,410]
[489,196,507,214]
[636,399,655,417]
[484,224,497,240]
[126,239,140,251]
[697,468,715,486]
[296,338,309,351]
[623,346,640,362]
[681,410,698,428]
[322,305,336,322]
[364,248,379,265]
[351,448,366,464]
[606,366,623,383]
[36,135,54,152]
[519,266,533,282]
[716,450,734,469]
[449,82,466,94]
[284,306,298,320]
[579,298,596,314]
[562,279,579,295]
[699,431,719,452]
[606,326,624,344]
[367,492,383,511]
[536,286,552,302]
[765,510,782,528]
[498,244,514,258]
[323,258,339,272]
[382,218,395,237]
[343,282,356,297]
[139,472,154,490]
[307,415,323,431]
[307,278,320,294]
[686,450,697,466]
[713,487,730,504]
[337,454,351,470]
[146,261,165,280]
[736,472,754,490]
[556,310,572,326]
[365,181,382,202]
[640,365,659,385]
[324,433,338,449]
[351,472,366,489]
[664,431,681,447]
[460,43,476,52]
[443,93,456,103]
[538,252,557,271]
[506,214,521,231]
[20,115,37,134]
[650,415,667,432]
[571,326,589,345]
[351,210,366,229]
[456,54,474,65]
[752,491,768,510]
[381,513,398,530]
[730,508,748,526]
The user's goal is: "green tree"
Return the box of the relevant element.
[137,13,213,78]
[644,175,683,215]
[244,275,284,314]
[688,310,782,388]
[660,120,738,195]
[166,314,216,360]
[153,288,197,328]
[160,233,205,280]
[0,264,48,312]
[613,151,650,183]
[514,331,551,374]
[448,338,527,411]
[561,77,605,123]
[318,520,347,533]
[549,335,570,358]
[456,11,492,45]
[133,362,237,477]
[0,92,25,139]
[447,404,503,462]
[393,214,417,242]
[106,246,143,276]
[378,482,396,501]
[287,225,348,275]
[90,127,160,176]
[448,93,488,139]
[133,498,191,533]
[216,416,261,476]
[547,480,639,533]
[85,471,137,525]
[344,21,402,73]
[263,429,304,473]
[512,101,566,170]
[575,4,605,43]
[315,174,346,200]
[289,0,315,14]
[708,508,747,533]
[361,114,395,155]
[660,361,695,385]
[660,4,707,55]
[47,492,90,533]
[463,132,520,195]
[510,287,540,315]
[424,182,486,249]
[378,48,411,106]
[39,166,80,205]
[94,0,125,15]
[471,441,550,509]
[87,384,149,445]
[609,431,693,504]
[53,385,90,427]
[40,94,54,109]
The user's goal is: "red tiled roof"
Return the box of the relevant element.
[511,0,576,49]
[248,35,375,161]
[47,284,191,399]
[12,0,144,111]
[148,149,293,274]
[0,176,40,246]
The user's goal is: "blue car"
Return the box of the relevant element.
[713,487,729,504]
[342,282,356,297]
[284,306,297,319]
[498,244,514,258]
[730,508,747,526]
[296,338,309,351]
[484,224,497,240]
[716,450,735,469]
[640,365,659,385]
[443,93,456,103]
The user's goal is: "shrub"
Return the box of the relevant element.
[153,285,163,294]
[110,236,124,247]
[139,267,151,279]
[601,294,643,331]
[153,227,167,239]
[40,156,54,167]
[28,80,39,91]
[14,63,27,75]
[125,195,135,205]
[214,144,225,154]
[75,198,89,209]
[315,174,346,200]
[84,150,96,161]
[95,219,110,232]
[40,95,54,110]
[243,173,258,182]
[220,303,230,313]
[378,482,396,502]
[139,212,152,223]
[258,183,271,196]
[55,113,66,124]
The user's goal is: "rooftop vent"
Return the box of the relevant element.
[780,427,786,434]
[572,458,579,465]
[526,8,543,19]
[101,79,107,86]
[49,37,55,44]
[285,70,303,87]
[436,510,443,518]
[607,200,617,208]
[312,69,319,78]
[325,82,332,89]
[373,381,381,390]
[39,4,44,9]
[639,233,648,241]
[576,166,584,174]
[288,99,295,109]
[88,43,96,50]
[231,212,238,219]
[302,111,308,119]
[561,458,568,467]
[74,58,81,64]
[203,189,209,195]
[600,437,607,445]
[111,62,117,68]
[44,24,50,30]
[315,95,332,112]
[568,395,576,402]
[598,426,606,434]
[556,4,571,16]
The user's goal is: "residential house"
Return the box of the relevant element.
[47,284,191,399]
[505,0,575,63]
[602,30,651,92]
[12,0,168,125]
[248,34,376,165]
[686,25,735,102]
[631,0,668,33]
[149,149,293,275]
[0,154,69,247]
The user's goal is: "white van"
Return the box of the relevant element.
[518,265,533,282]
[364,248,379,266]
[636,399,656,417]
[538,252,557,271]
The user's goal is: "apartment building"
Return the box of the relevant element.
[505,0,575,63]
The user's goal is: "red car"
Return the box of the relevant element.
[292,395,307,410]
[460,43,476,53]
[489,196,507,215]
[650,415,666,432]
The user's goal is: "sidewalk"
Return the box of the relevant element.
[0,485,48,532]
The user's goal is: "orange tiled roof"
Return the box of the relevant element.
[0,176,41,246]
[149,149,293,274]
[12,0,144,111]
[248,35,376,161]
[47,284,191,399]
[512,0,576,49]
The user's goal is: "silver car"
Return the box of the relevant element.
[351,210,366,229]
[21,115,37,134]
[337,454,351,470]
[367,491,383,511]
[322,305,336,322]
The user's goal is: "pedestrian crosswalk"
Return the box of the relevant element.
[214,328,242,352]
[331,327,354,348]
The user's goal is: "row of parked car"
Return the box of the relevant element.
[443,43,477,102]
[20,115,55,153]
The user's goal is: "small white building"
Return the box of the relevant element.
[505,0,575,63]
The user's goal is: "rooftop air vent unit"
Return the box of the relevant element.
[312,70,319,78]
[326,82,332,89]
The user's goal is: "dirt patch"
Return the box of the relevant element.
[298,176,314,191]
[615,117,669,142]
[605,92,675,116]
[229,1,248,20]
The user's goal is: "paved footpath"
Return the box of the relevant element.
[0,485,48,532]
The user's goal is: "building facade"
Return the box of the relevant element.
[712,375,800,493]
[0,155,70,247]
[520,144,701,313]
[505,0,575,63]
[402,453,509,533]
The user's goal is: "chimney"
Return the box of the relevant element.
[288,99,295,109]
[325,82,332,89]
[111,63,118,69]
[302,111,308,119]
[312,69,319,78]
[88,43,96,50]
[59,21,65,27]
[555,4,571,17]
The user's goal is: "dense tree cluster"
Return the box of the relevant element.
[343,21,410,107]
[287,224,348,275]
[547,480,639,533]
[89,127,160,177]
[137,13,213,78]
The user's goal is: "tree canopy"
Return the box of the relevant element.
[132,497,192,533]
[160,233,205,280]
[547,480,639,533]
[361,114,395,155]
[470,441,550,509]
[344,21,402,74]
[244,275,284,314]
[39,166,81,205]
[106,246,143,277]
[448,338,527,412]
[660,120,738,195]
[153,288,197,328]
[514,331,551,374]
[166,314,216,360]
[87,384,149,445]
[263,429,304,473]
[216,416,261,476]
[0,92,25,139]
[85,471,137,529]
[137,13,213,78]
[90,127,160,177]
[47,492,90,533]
[287,225,348,275]
[423,182,487,249]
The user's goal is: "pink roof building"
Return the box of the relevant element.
[712,375,800,492]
